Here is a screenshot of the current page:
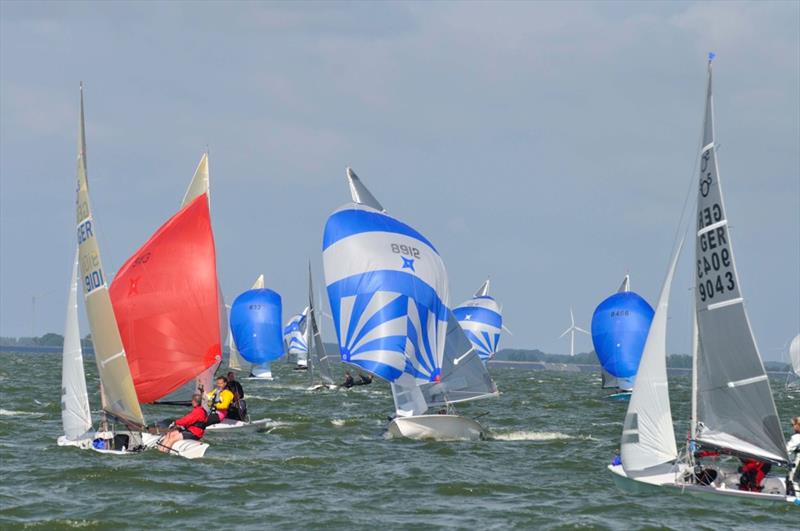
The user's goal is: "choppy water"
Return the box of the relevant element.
[0,352,797,529]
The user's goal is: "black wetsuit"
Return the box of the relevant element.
[226,381,247,421]
[343,375,354,388]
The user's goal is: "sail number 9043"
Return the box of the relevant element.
[390,243,420,258]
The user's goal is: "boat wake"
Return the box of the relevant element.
[489,430,580,441]
[1,408,45,417]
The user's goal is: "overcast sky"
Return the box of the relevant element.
[1,1,798,361]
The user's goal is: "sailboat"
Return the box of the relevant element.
[323,167,498,440]
[590,274,654,400]
[284,309,310,370]
[74,85,206,458]
[452,279,504,362]
[230,283,284,380]
[57,249,94,449]
[227,275,263,375]
[306,263,337,390]
[608,57,796,504]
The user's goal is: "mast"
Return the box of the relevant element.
[690,298,698,441]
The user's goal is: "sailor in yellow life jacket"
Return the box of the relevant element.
[205,375,234,426]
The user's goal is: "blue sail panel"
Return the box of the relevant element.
[230,288,284,364]
[591,291,654,383]
[322,204,449,384]
[283,310,308,356]
[453,296,503,361]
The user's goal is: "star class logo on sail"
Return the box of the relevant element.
[391,243,420,273]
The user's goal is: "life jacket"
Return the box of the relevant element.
[739,459,771,492]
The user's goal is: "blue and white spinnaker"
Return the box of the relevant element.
[283,309,309,367]
[323,168,496,424]
[453,279,503,362]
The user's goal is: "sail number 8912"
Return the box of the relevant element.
[390,243,420,258]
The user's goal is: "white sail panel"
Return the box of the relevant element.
[621,242,681,472]
[61,248,93,441]
[693,61,787,464]
[182,153,209,207]
[75,86,145,427]
[346,167,384,212]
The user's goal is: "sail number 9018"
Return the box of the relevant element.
[390,243,420,258]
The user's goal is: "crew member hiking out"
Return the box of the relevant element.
[160,394,207,453]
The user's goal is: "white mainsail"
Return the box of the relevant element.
[620,241,682,472]
[75,85,145,427]
[790,334,800,378]
[692,60,787,464]
[60,248,93,442]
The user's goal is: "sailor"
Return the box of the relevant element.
[738,458,771,492]
[357,372,373,386]
[342,371,354,388]
[226,371,247,421]
[788,416,800,494]
[160,394,207,453]
[204,376,234,426]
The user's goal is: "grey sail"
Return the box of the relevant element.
[420,311,498,407]
[474,278,490,297]
[693,60,788,464]
[307,264,335,386]
[346,167,385,212]
[617,274,630,293]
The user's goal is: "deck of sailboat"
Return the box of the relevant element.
[608,464,797,506]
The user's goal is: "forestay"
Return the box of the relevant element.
[75,85,145,427]
[61,248,93,441]
[692,60,787,464]
[621,241,682,472]
[452,279,503,361]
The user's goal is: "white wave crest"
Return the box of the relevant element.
[490,430,574,441]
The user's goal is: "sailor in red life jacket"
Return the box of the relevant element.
[159,394,208,453]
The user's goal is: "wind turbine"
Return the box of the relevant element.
[559,307,589,356]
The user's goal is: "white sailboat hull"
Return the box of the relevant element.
[608,464,797,506]
[84,431,208,459]
[386,414,485,441]
[204,418,271,433]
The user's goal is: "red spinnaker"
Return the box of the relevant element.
[110,194,221,404]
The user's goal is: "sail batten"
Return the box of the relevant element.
[75,86,145,427]
[692,60,788,464]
